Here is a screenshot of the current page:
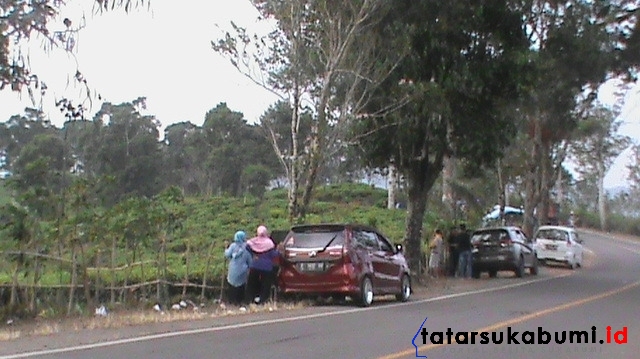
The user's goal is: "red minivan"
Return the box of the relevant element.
[277,223,411,307]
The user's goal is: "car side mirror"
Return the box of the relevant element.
[395,243,403,253]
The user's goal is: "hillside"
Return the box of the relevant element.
[0,183,455,320]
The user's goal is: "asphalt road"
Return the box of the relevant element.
[1,230,638,359]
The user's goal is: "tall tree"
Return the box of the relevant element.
[570,106,630,230]
[0,108,57,174]
[213,0,399,221]
[354,0,530,273]
[518,0,640,236]
[86,98,163,205]
[202,103,249,196]
[163,121,203,195]
[10,133,71,218]
[202,103,277,196]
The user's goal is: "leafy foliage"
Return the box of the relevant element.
[353,0,531,272]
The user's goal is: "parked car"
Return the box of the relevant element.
[470,226,538,278]
[277,223,411,307]
[533,225,583,269]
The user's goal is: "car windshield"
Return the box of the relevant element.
[284,228,345,249]
[471,229,509,243]
[535,229,568,241]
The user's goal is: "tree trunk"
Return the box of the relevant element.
[597,162,607,230]
[10,258,20,307]
[300,71,334,220]
[122,240,131,304]
[110,236,117,305]
[442,119,456,219]
[67,247,77,316]
[523,117,543,238]
[497,158,505,225]
[139,245,146,300]
[538,152,551,226]
[405,181,428,277]
[442,154,456,219]
[156,233,169,305]
[29,255,41,313]
[182,240,191,297]
[556,166,564,204]
[387,162,398,209]
[300,144,321,219]
[79,243,92,309]
[56,233,65,306]
[403,165,441,276]
[287,78,301,222]
[523,169,538,238]
[95,250,102,305]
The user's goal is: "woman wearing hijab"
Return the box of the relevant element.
[224,231,252,305]
[246,225,280,304]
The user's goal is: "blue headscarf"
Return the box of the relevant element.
[224,231,251,287]
[234,231,246,243]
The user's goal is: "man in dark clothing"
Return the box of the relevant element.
[456,224,472,278]
[447,227,460,277]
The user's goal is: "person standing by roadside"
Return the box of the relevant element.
[428,229,444,278]
[224,231,252,306]
[568,211,576,227]
[447,226,460,277]
[456,224,473,278]
[246,225,280,304]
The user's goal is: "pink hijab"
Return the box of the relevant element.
[247,225,275,253]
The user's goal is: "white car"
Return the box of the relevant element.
[533,225,584,269]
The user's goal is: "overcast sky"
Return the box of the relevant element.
[0,1,638,188]
[0,1,279,129]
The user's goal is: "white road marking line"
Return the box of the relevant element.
[0,274,572,359]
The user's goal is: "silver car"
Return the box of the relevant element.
[471,226,538,278]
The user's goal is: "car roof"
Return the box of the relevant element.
[474,226,520,232]
[536,225,575,232]
[290,223,380,232]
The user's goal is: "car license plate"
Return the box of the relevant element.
[545,244,558,250]
[297,262,325,272]
[497,255,505,261]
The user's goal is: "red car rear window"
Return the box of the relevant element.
[285,228,345,249]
